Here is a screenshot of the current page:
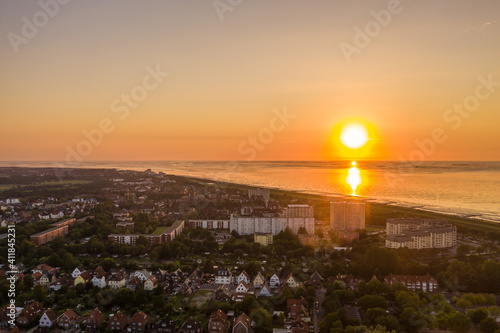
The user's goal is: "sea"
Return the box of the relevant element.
[2,161,500,223]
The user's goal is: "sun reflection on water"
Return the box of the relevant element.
[346,161,362,195]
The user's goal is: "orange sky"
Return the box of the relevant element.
[1,1,499,161]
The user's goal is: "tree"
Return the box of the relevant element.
[447,312,471,333]
[33,285,47,302]
[468,307,488,325]
[24,275,34,289]
[357,295,387,311]
[320,313,341,333]
[152,295,166,309]
[62,253,74,270]
[479,317,499,333]
[395,291,420,311]
[101,258,116,271]
[398,307,426,333]
[250,308,272,333]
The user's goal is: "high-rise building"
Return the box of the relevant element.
[330,201,365,231]
[248,188,270,201]
[230,204,315,235]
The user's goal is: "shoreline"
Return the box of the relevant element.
[2,165,500,234]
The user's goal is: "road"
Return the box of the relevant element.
[314,287,326,333]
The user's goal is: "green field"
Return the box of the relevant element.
[0,185,15,191]
[151,227,169,235]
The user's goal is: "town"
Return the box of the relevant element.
[0,167,499,333]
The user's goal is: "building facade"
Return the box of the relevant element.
[188,220,230,229]
[385,218,457,249]
[330,201,365,231]
[231,205,314,235]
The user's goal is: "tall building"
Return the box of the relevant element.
[385,218,457,249]
[248,188,270,201]
[330,201,365,231]
[230,204,315,235]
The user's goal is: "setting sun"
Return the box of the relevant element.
[340,124,369,149]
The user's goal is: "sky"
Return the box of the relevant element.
[1,0,500,162]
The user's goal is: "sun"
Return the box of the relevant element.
[340,124,369,149]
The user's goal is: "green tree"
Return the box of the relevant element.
[468,307,488,325]
[250,308,272,333]
[479,317,499,333]
[33,285,47,302]
[357,295,387,311]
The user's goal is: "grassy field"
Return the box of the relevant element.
[151,227,169,235]
[0,185,15,191]
[188,290,214,308]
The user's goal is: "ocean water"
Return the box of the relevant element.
[2,161,500,222]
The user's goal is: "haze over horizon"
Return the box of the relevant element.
[1,1,500,162]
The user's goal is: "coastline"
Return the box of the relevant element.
[2,165,500,236]
[168,173,500,235]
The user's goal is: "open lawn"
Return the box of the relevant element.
[189,290,214,308]
[151,227,169,235]
[0,185,15,191]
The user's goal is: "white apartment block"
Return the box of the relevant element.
[385,218,457,249]
[230,216,314,235]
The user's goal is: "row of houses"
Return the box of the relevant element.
[2,301,253,333]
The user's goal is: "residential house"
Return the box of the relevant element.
[74,271,92,286]
[155,315,176,333]
[287,319,310,333]
[236,281,249,294]
[188,268,204,286]
[259,283,272,297]
[108,311,128,331]
[237,270,251,285]
[144,275,158,291]
[179,317,202,333]
[179,279,194,296]
[287,298,309,321]
[51,274,73,291]
[84,308,105,332]
[269,273,280,288]
[57,309,78,329]
[253,272,265,288]
[39,308,57,328]
[135,269,152,281]
[127,276,143,291]
[32,264,57,275]
[39,272,56,286]
[215,284,232,302]
[107,274,126,289]
[71,267,84,279]
[50,210,64,219]
[92,273,106,288]
[170,269,184,284]
[17,301,44,326]
[129,311,150,333]
[284,273,300,290]
[215,267,232,285]
[308,271,324,287]
[208,310,228,333]
[94,265,107,277]
[233,313,251,333]
[154,268,168,282]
